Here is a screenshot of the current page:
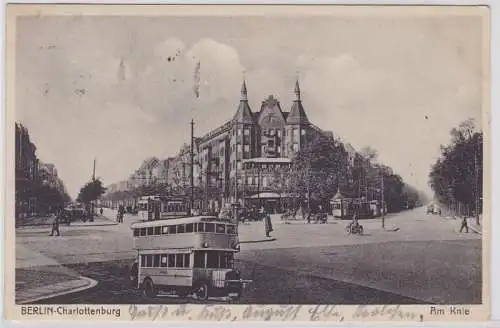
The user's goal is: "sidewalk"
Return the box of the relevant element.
[16,245,98,304]
[16,266,97,304]
[16,214,117,228]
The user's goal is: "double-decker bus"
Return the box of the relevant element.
[137,195,189,221]
[128,216,250,301]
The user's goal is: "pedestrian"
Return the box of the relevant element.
[100,208,103,216]
[459,216,469,233]
[264,213,273,238]
[50,209,61,236]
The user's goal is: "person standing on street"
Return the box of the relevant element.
[459,216,469,233]
[100,207,103,216]
[264,213,273,238]
[50,209,61,236]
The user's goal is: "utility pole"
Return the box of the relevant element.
[380,169,385,230]
[190,119,195,216]
[92,159,96,181]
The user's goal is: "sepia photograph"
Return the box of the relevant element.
[4,4,490,321]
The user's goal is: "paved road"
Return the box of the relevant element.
[16,207,481,304]
[33,259,426,305]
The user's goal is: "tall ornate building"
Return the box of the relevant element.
[197,80,323,212]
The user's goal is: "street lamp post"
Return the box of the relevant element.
[380,168,385,230]
[190,119,195,216]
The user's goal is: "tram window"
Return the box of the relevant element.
[154,227,161,235]
[216,224,225,234]
[133,229,139,237]
[226,225,236,235]
[168,254,175,267]
[153,255,160,267]
[160,255,168,267]
[141,255,146,267]
[169,225,177,234]
[161,226,169,234]
[194,251,206,268]
[220,252,234,269]
[147,227,154,235]
[184,254,191,268]
[205,223,215,233]
[197,223,205,232]
[177,224,185,234]
[176,254,184,268]
[140,228,147,236]
[145,255,153,267]
[186,223,194,233]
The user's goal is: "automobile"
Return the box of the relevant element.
[64,203,85,220]
[426,204,441,215]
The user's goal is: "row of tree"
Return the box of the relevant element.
[271,133,426,213]
[429,118,482,218]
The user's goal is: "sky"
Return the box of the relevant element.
[14,10,485,199]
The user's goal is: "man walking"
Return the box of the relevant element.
[50,209,61,236]
[264,213,273,238]
[459,216,469,233]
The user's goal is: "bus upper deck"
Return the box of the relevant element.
[131,216,239,252]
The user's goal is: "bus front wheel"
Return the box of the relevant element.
[143,278,157,298]
[194,282,209,301]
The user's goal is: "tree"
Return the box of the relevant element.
[429,118,482,219]
[289,133,347,211]
[77,179,107,205]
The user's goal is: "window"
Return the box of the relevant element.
[244,144,250,152]
[220,252,234,269]
[237,129,242,136]
[293,144,299,152]
[176,254,184,268]
[268,140,274,148]
[207,251,219,269]
[140,228,147,236]
[162,226,169,234]
[248,176,253,185]
[160,255,168,267]
[133,229,139,237]
[168,254,175,267]
[270,129,275,136]
[147,227,154,235]
[262,164,267,169]
[145,255,153,267]
[184,254,191,268]
[237,144,242,153]
[263,177,268,187]
[194,252,206,268]
[197,223,205,232]
[141,255,146,267]
[301,128,306,136]
[177,224,185,233]
[153,255,160,267]
[169,225,177,234]
[154,226,161,235]
[244,128,250,136]
[216,224,225,234]
[205,223,215,233]
[277,130,281,137]
[186,223,194,233]
[226,224,236,235]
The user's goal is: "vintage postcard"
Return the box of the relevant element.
[4,4,491,322]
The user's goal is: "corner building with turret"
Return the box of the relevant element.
[197,80,324,213]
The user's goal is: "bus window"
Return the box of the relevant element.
[220,252,234,269]
[140,228,147,236]
[168,254,175,267]
[226,225,236,235]
[184,254,191,268]
[153,255,160,267]
[154,227,161,235]
[216,224,225,234]
[133,229,139,237]
[145,255,153,267]
[141,255,146,267]
[207,251,219,268]
[160,255,168,267]
[205,223,215,233]
[194,251,206,268]
[169,225,177,234]
[197,223,205,232]
[161,226,168,234]
[177,224,185,234]
[176,254,184,268]
[147,227,154,235]
[186,223,194,233]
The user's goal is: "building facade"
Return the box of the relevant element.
[196,80,322,212]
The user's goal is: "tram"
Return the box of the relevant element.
[137,195,189,221]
